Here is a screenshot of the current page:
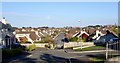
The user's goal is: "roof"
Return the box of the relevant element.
[19,37,28,41]
[16,31,39,41]
[5,35,10,38]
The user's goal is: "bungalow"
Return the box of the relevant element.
[67,28,80,38]
[86,28,107,42]
[72,29,89,42]
[94,30,118,45]
[15,31,41,43]
[77,29,89,39]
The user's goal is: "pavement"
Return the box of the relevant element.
[66,50,114,53]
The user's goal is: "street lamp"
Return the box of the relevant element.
[78,20,82,30]
[78,20,83,50]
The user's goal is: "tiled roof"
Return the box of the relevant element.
[16,31,39,41]
[19,37,28,42]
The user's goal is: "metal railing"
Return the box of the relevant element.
[106,41,120,59]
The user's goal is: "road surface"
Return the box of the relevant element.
[2,47,107,63]
[54,32,65,49]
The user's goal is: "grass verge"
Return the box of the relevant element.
[74,46,106,51]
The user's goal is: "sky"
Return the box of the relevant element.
[1,2,118,28]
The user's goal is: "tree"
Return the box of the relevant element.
[95,25,101,27]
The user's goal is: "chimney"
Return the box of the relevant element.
[1,17,7,24]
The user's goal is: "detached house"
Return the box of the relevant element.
[72,29,89,42]
[95,30,118,42]
[77,29,89,39]
[15,31,41,43]
[88,28,119,45]
[86,28,107,42]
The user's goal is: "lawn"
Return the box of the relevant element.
[74,46,120,62]
[74,46,106,51]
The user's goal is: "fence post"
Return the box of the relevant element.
[81,42,82,50]
[10,38,11,50]
[106,42,108,59]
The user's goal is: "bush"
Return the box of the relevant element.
[69,37,87,42]
[2,48,24,58]
[69,37,78,42]
[27,44,36,51]
[34,41,47,43]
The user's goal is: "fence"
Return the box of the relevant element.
[21,42,94,49]
[106,41,120,59]
[21,43,49,48]
[64,42,94,49]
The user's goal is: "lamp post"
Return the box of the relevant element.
[78,20,83,50]
[78,20,82,30]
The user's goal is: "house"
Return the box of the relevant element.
[92,30,105,40]
[94,30,119,45]
[0,29,11,48]
[72,29,89,41]
[15,31,41,43]
[95,30,118,42]
[0,17,17,48]
[67,28,80,38]
[86,28,107,42]
[77,29,89,39]
[14,27,61,43]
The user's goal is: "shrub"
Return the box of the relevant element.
[69,37,79,42]
[27,44,36,51]
[69,37,87,42]
[49,44,54,49]
[82,37,87,42]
